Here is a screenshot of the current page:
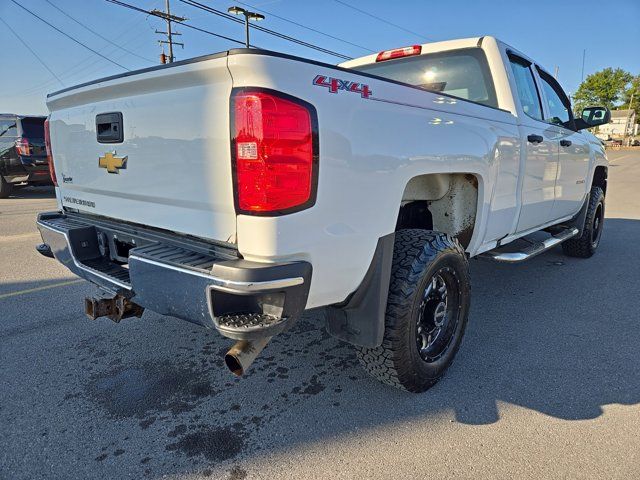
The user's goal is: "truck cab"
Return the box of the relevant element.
[341,37,609,249]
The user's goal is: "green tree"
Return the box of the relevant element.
[573,68,633,112]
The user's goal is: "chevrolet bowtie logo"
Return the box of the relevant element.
[98,151,127,174]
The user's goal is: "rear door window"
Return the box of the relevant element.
[354,48,498,108]
[508,55,543,121]
[19,117,46,139]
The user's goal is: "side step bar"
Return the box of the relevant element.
[481,228,579,263]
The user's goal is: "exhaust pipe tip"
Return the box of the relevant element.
[224,337,271,377]
[224,352,245,376]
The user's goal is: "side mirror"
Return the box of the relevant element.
[575,106,611,130]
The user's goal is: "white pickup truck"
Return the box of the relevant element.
[38,36,610,392]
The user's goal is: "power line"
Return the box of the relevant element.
[331,0,432,42]
[43,0,155,65]
[107,0,352,60]
[181,0,352,59]
[10,51,130,98]
[0,17,65,87]
[15,39,144,97]
[8,0,130,71]
[179,0,352,60]
[179,21,247,46]
[0,15,152,99]
[106,0,248,47]
[226,0,374,53]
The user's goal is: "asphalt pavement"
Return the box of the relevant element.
[1,150,639,479]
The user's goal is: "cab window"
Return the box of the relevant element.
[508,55,543,121]
[355,48,498,108]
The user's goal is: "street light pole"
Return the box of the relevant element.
[228,6,265,48]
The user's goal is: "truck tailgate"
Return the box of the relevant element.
[46,54,236,243]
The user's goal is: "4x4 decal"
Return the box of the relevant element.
[313,75,373,99]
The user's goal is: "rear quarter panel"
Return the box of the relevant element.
[229,53,520,308]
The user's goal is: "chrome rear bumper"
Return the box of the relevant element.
[37,211,311,334]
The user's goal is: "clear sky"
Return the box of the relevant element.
[1,0,638,115]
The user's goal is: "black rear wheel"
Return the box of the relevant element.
[357,230,471,393]
[0,176,13,199]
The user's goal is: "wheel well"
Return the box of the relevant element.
[592,166,607,195]
[396,173,479,249]
[396,201,433,231]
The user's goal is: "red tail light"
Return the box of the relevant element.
[15,138,31,156]
[232,89,318,215]
[376,45,422,62]
[44,118,57,186]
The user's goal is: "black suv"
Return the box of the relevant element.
[0,114,51,198]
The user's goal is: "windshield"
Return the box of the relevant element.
[0,119,17,138]
[354,47,498,108]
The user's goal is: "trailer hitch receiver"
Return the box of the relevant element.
[85,294,144,323]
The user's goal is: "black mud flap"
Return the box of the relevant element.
[325,233,395,348]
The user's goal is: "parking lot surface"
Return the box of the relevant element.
[1,150,639,479]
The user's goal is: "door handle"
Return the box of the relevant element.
[527,134,544,144]
[560,139,572,147]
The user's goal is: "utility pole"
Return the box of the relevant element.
[580,49,586,82]
[624,91,635,146]
[151,0,185,63]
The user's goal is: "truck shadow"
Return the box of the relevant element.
[446,216,640,424]
[239,217,640,426]
[2,219,639,477]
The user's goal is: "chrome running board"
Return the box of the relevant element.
[481,228,579,263]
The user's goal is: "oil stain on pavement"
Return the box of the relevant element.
[60,315,362,477]
[90,361,217,418]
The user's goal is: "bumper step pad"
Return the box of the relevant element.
[215,313,296,341]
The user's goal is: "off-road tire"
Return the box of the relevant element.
[0,176,13,198]
[356,229,471,393]
[562,186,605,258]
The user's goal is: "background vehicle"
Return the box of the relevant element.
[604,138,624,147]
[0,114,51,198]
[37,36,610,392]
